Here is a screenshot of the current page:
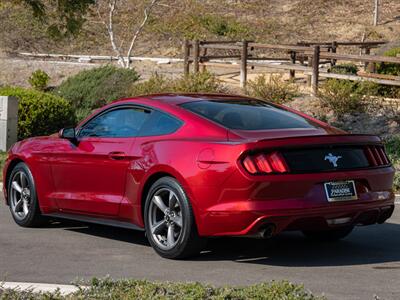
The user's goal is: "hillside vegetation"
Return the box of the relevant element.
[1,0,400,56]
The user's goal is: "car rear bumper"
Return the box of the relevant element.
[198,190,395,237]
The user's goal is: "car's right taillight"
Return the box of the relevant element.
[364,145,390,167]
[242,151,289,174]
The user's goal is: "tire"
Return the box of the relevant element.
[7,162,46,227]
[144,177,206,259]
[302,226,354,241]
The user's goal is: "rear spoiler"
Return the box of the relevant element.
[244,134,382,151]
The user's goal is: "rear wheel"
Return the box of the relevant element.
[144,177,206,259]
[302,226,354,241]
[8,162,46,227]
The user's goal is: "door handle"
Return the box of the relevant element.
[108,151,127,160]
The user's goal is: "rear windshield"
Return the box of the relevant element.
[180,99,317,130]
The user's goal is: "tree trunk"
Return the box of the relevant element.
[373,0,380,26]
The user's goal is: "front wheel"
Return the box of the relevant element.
[302,226,354,241]
[144,177,206,259]
[8,162,46,227]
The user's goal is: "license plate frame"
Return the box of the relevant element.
[324,180,358,202]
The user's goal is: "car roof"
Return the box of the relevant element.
[114,93,253,106]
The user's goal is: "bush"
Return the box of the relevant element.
[245,74,299,104]
[56,65,140,120]
[377,48,400,76]
[130,71,227,96]
[385,136,400,162]
[394,173,400,192]
[0,87,75,140]
[318,79,367,116]
[130,73,171,96]
[0,278,324,299]
[329,63,359,75]
[149,9,253,41]
[198,15,251,38]
[173,71,226,93]
[0,152,6,181]
[28,69,50,91]
[384,136,400,192]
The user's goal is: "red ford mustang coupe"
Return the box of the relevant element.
[2,94,396,259]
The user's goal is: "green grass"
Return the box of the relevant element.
[0,278,324,300]
[0,152,6,181]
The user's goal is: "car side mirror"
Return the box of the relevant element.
[59,127,77,141]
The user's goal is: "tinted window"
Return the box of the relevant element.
[181,100,317,130]
[79,107,150,137]
[139,110,182,136]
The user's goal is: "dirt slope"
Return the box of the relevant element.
[0,0,399,56]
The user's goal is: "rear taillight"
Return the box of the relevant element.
[364,145,390,167]
[242,151,289,174]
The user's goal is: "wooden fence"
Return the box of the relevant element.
[182,40,400,95]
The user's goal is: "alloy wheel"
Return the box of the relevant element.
[148,188,183,250]
[10,171,31,220]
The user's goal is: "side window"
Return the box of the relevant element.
[79,107,150,138]
[139,110,182,137]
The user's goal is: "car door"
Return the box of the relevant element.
[50,105,151,216]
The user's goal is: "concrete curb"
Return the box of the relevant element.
[0,282,82,295]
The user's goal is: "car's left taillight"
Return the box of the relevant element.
[242,151,289,175]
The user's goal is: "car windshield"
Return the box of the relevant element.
[180,99,318,130]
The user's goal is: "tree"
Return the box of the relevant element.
[5,0,95,38]
[95,0,159,68]
[373,0,380,26]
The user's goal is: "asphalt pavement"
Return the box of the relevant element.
[0,195,399,300]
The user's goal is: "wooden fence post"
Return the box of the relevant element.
[331,41,337,66]
[201,47,208,72]
[289,51,296,79]
[183,39,190,76]
[364,47,371,71]
[193,40,200,73]
[307,54,312,87]
[312,45,320,96]
[240,40,248,89]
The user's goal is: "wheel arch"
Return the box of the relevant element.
[4,158,25,204]
[140,171,173,222]
[138,167,198,227]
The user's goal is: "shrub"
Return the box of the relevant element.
[56,65,140,120]
[197,15,251,38]
[130,73,171,96]
[245,74,299,104]
[0,152,6,180]
[173,71,226,93]
[149,9,253,41]
[28,69,50,91]
[0,87,75,140]
[384,136,400,192]
[385,135,400,162]
[318,79,366,116]
[329,63,359,75]
[0,278,324,299]
[130,71,227,96]
[377,48,400,76]
[394,173,400,192]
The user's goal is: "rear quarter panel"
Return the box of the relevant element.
[119,136,246,227]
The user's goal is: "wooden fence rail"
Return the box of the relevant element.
[183,39,400,95]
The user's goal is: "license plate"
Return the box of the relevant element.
[324,180,357,202]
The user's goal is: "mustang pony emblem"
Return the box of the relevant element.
[324,153,342,167]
